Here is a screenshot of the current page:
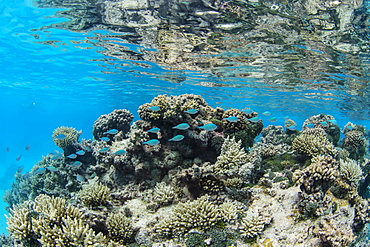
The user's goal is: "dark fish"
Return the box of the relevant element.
[25,145,31,151]
[16,155,22,161]
[17,166,24,173]
[6,147,10,152]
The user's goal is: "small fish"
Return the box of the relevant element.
[6,147,10,152]
[46,166,58,172]
[66,154,77,159]
[306,123,315,128]
[146,127,160,133]
[169,135,185,142]
[143,139,160,145]
[327,119,337,125]
[75,174,86,182]
[198,123,217,131]
[242,108,253,114]
[49,150,63,160]
[320,121,327,127]
[148,106,161,111]
[172,123,190,130]
[113,149,127,155]
[267,117,278,122]
[16,155,22,161]
[262,111,271,116]
[76,150,85,155]
[283,116,290,120]
[224,116,239,122]
[248,117,260,123]
[17,166,24,173]
[71,161,82,167]
[54,134,66,140]
[99,137,110,141]
[98,147,109,153]
[346,125,354,131]
[90,172,97,179]
[25,145,31,151]
[287,125,297,131]
[34,167,46,175]
[184,109,198,114]
[104,129,118,135]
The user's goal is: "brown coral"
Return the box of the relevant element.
[92,109,133,140]
[52,126,82,150]
[78,182,111,208]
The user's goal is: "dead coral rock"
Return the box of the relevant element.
[92,109,133,140]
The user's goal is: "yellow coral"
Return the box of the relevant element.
[78,182,111,208]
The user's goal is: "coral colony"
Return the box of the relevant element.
[3,94,370,246]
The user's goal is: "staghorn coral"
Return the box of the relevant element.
[155,195,233,237]
[78,182,111,208]
[340,158,363,185]
[52,126,82,150]
[106,212,134,244]
[6,194,110,246]
[292,128,337,157]
[5,203,33,243]
[92,109,134,140]
[211,136,249,176]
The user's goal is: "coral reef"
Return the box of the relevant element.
[52,126,82,150]
[4,94,370,246]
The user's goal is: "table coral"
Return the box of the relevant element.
[52,126,82,150]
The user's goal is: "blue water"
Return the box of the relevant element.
[0,0,369,236]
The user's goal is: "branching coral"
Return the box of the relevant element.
[293,155,339,194]
[340,158,363,185]
[52,126,82,150]
[78,182,111,208]
[292,128,337,157]
[153,182,176,205]
[211,136,249,176]
[314,217,355,247]
[106,212,134,244]
[7,194,109,246]
[155,195,236,237]
[237,210,271,239]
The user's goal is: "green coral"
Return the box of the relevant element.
[52,126,82,150]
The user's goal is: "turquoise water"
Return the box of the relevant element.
[0,0,369,241]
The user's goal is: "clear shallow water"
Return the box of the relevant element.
[0,0,369,236]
